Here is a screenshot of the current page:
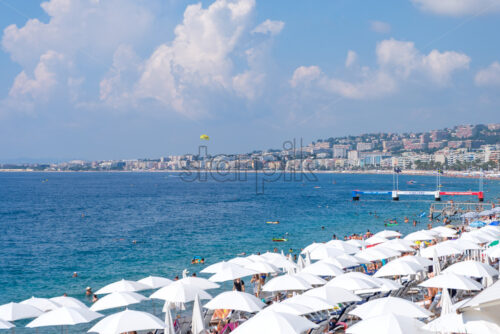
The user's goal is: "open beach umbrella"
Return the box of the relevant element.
[339,253,371,264]
[231,310,318,334]
[323,256,359,269]
[204,291,265,313]
[191,294,205,334]
[397,255,433,267]
[304,286,361,304]
[431,226,457,237]
[26,306,103,328]
[382,239,415,252]
[423,310,500,334]
[262,302,314,316]
[448,239,482,251]
[282,295,335,312]
[404,230,435,242]
[364,235,388,245]
[347,313,428,334]
[21,297,61,312]
[326,273,379,291]
[244,260,279,274]
[371,277,403,291]
[325,240,360,254]
[90,291,148,311]
[150,280,212,303]
[208,263,258,282]
[88,309,164,334]
[374,230,402,239]
[420,273,483,290]
[0,302,43,321]
[346,239,366,248]
[308,244,346,260]
[0,319,14,329]
[262,274,312,292]
[137,276,173,289]
[49,296,88,309]
[295,273,327,286]
[356,246,399,261]
[420,243,462,258]
[95,279,150,295]
[373,259,423,277]
[178,276,220,290]
[301,242,322,254]
[301,261,344,277]
[228,257,255,267]
[486,245,500,259]
[349,297,431,319]
[164,307,175,334]
[461,232,491,243]
[443,260,498,278]
[200,260,235,274]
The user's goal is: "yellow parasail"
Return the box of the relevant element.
[200,134,210,141]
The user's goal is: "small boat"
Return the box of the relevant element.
[266,221,280,225]
[272,237,288,242]
[385,223,398,227]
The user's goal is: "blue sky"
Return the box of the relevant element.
[0,0,499,162]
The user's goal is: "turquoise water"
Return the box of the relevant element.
[0,172,498,332]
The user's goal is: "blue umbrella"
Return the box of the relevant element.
[489,221,500,226]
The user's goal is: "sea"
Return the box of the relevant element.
[0,171,499,332]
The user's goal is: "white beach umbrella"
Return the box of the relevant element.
[21,297,61,312]
[262,302,313,316]
[90,291,148,311]
[150,280,212,303]
[431,226,457,237]
[262,274,312,292]
[323,256,359,269]
[326,274,379,291]
[301,261,344,277]
[308,245,346,260]
[0,302,43,321]
[137,276,173,289]
[0,319,14,329]
[339,254,371,264]
[423,311,500,334]
[88,309,164,334]
[164,307,175,334]
[178,276,220,290]
[244,260,279,273]
[347,313,427,334]
[448,239,482,251]
[282,295,335,312]
[231,310,318,334]
[404,230,435,242]
[420,243,462,258]
[228,257,255,267]
[26,307,103,328]
[371,277,403,291]
[204,291,265,313]
[398,255,433,267]
[349,297,431,319]
[443,260,498,278]
[382,239,415,252]
[356,246,400,261]
[191,294,205,334]
[486,245,500,259]
[296,254,306,270]
[200,260,230,274]
[295,273,327,286]
[325,240,360,254]
[49,296,88,309]
[364,235,388,245]
[461,232,491,244]
[374,259,423,277]
[346,239,366,248]
[374,230,402,239]
[304,286,361,304]
[301,242,322,254]
[95,279,150,295]
[419,273,483,290]
[208,263,258,282]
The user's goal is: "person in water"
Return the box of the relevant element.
[92,294,98,303]
[404,217,409,223]
[233,278,245,292]
[86,287,92,296]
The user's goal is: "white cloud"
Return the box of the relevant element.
[475,61,500,86]
[411,0,500,16]
[370,21,391,33]
[345,50,357,68]
[252,19,285,36]
[290,39,470,99]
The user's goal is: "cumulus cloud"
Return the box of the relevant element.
[475,62,500,86]
[411,0,500,16]
[345,50,357,68]
[370,21,391,33]
[252,19,285,36]
[290,39,470,99]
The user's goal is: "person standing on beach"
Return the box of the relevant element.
[250,274,260,297]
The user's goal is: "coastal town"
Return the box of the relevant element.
[2,123,500,174]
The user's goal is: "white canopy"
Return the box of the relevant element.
[137,276,173,289]
[347,313,427,334]
[397,255,433,267]
[177,277,220,290]
[349,297,431,319]
[88,309,164,334]
[304,286,361,304]
[244,260,279,274]
[295,273,327,286]
[208,262,257,282]
[420,243,462,258]
[282,295,335,312]
[0,319,14,329]
[404,230,435,242]
[356,246,400,261]
[326,273,379,291]
[49,296,88,309]
[364,235,388,245]
[26,307,103,328]
[21,297,61,312]
[374,230,402,239]
[262,274,312,292]
[231,310,318,334]
[308,244,346,260]
[301,261,344,277]
[325,240,360,254]
[90,291,148,311]
[0,302,43,321]
[373,258,424,277]
[204,291,265,313]
[443,260,498,278]
[419,273,483,290]
[191,294,205,334]
[323,256,359,269]
[95,279,150,295]
[150,280,212,303]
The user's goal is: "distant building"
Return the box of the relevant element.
[356,142,373,151]
[428,141,444,149]
[382,140,403,152]
[430,130,448,141]
[454,125,477,138]
[333,144,350,158]
[448,141,464,149]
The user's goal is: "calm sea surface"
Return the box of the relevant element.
[0,172,499,332]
